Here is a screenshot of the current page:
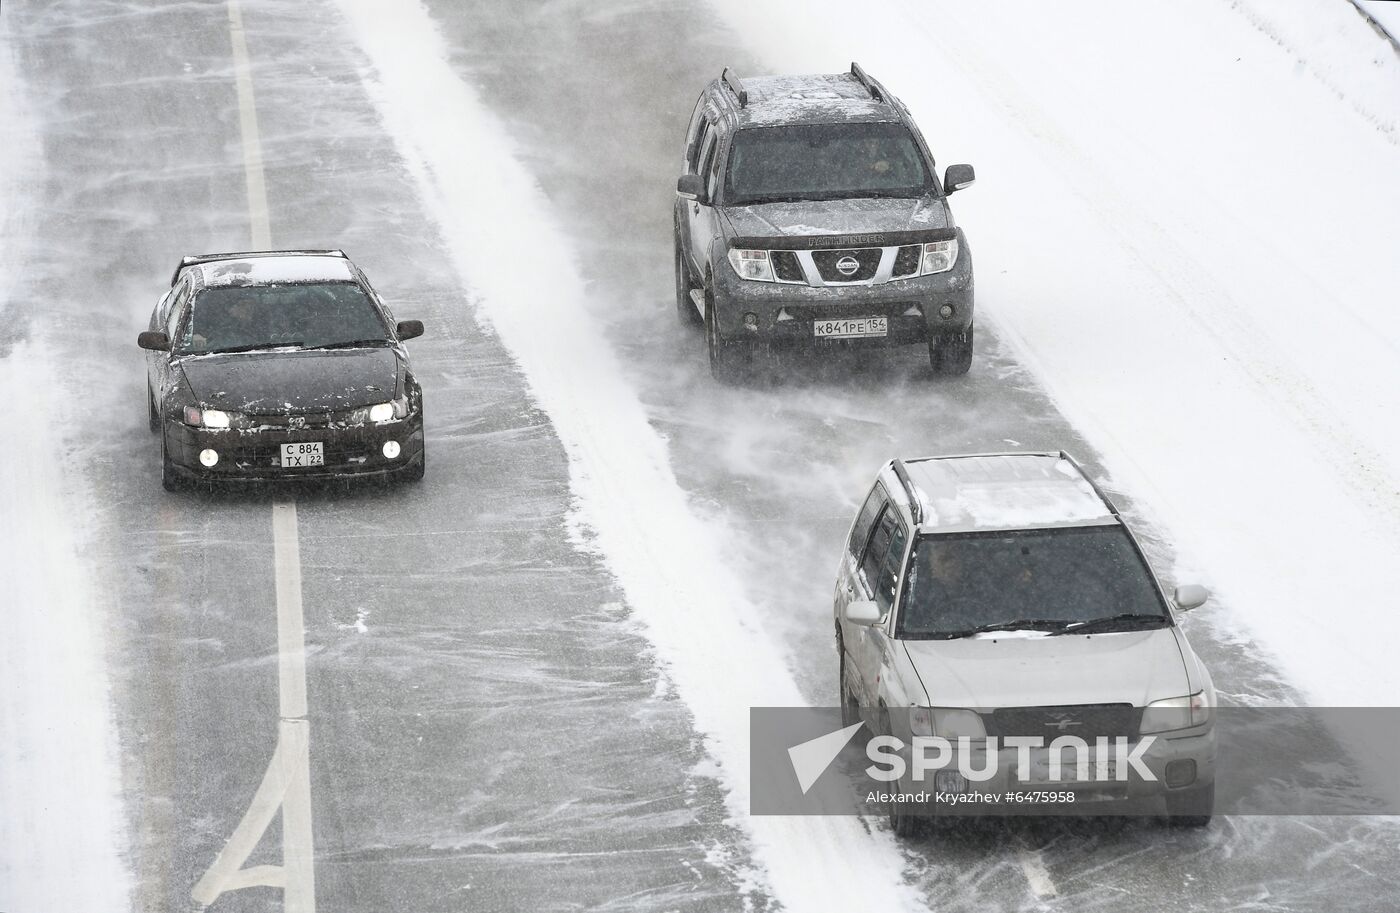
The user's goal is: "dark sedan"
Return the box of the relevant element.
[138,249,426,490]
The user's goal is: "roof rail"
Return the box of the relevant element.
[170,249,348,287]
[850,62,884,102]
[721,67,748,108]
[890,458,923,525]
[1056,450,1123,517]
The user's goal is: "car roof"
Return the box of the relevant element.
[174,250,358,289]
[891,452,1118,534]
[724,72,902,127]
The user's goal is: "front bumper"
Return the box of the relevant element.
[709,231,974,344]
[163,413,425,483]
[883,727,1216,818]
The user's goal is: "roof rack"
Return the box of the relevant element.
[890,458,923,525]
[170,249,348,287]
[1055,449,1123,518]
[721,67,748,108]
[850,62,884,102]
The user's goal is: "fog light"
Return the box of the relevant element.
[382,440,401,460]
[934,770,968,794]
[938,304,955,319]
[743,312,759,331]
[1165,759,1197,788]
[199,448,219,468]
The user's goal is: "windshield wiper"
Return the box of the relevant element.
[197,341,304,355]
[1056,613,1169,635]
[931,619,1072,640]
[736,194,814,205]
[303,338,393,350]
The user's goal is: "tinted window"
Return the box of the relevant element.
[178,283,388,354]
[683,96,707,170]
[898,526,1169,638]
[847,484,887,559]
[859,506,896,595]
[873,521,908,615]
[725,122,932,205]
[697,126,718,188]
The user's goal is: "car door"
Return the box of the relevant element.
[847,495,903,707]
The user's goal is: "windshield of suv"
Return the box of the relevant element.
[724,122,932,205]
[177,282,390,354]
[897,526,1170,639]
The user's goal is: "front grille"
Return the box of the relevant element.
[771,250,804,283]
[983,704,1141,741]
[812,248,881,282]
[893,244,922,278]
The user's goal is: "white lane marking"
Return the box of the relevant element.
[191,5,315,911]
[1016,842,1059,900]
[227,0,270,249]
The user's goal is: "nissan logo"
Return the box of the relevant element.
[835,255,860,277]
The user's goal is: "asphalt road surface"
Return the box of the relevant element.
[2,1,1397,911]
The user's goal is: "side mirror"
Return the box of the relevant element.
[1174,584,1209,611]
[396,319,424,341]
[138,330,171,351]
[677,173,708,205]
[843,600,882,627]
[944,163,976,194]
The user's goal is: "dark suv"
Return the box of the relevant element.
[674,64,977,381]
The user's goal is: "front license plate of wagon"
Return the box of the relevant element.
[280,441,324,468]
[814,316,888,339]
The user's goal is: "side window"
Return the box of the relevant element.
[683,95,707,171]
[873,522,910,615]
[165,283,190,340]
[705,130,725,200]
[859,506,897,596]
[847,484,888,560]
[696,124,718,192]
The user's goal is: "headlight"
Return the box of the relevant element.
[932,708,986,739]
[727,248,775,282]
[360,396,410,424]
[1141,691,1212,733]
[183,406,231,429]
[920,239,959,275]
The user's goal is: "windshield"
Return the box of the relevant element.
[724,122,932,205]
[177,282,389,354]
[897,526,1169,639]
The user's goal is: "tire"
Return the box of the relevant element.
[880,709,920,838]
[1164,783,1214,828]
[674,229,702,326]
[929,322,974,376]
[147,384,161,434]
[704,283,752,384]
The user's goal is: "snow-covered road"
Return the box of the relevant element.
[2,0,1399,910]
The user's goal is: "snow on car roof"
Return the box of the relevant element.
[197,255,357,288]
[736,73,898,127]
[901,453,1117,533]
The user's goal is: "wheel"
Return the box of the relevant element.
[704,283,753,384]
[674,228,702,326]
[1164,783,1214,828]
[929,321,974,376]
[147,384,161,434]
[880,709,920,838]
[160,437,180,492]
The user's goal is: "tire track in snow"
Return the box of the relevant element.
[331,1,925,909]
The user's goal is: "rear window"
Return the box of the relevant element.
[724,122,932,205]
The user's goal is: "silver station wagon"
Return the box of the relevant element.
[834,452,1216,834]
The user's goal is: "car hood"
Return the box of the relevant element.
[722,195,950,242]
[902,627,1190,709]
[177,347,401,413]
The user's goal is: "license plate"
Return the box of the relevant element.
[280,441,324,468]
[1032,755,1117,783]
[814,316,887,339]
